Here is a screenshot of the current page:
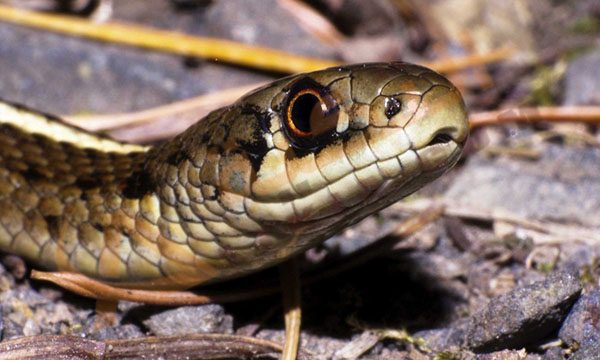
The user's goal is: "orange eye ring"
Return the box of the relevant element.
[281,77,341,153]
[285,88,326,138]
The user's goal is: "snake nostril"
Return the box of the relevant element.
[384,97,402,119]
[427,132,454,146]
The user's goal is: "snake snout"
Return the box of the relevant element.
[404,85,469,150]
[403,84,469,172]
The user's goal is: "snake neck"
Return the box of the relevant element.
[0,101,288,288]
[0,102,214,287]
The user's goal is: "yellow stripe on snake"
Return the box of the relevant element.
[0,63,468,290]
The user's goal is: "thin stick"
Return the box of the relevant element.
[31,270,280,305]
[280,257,302,360]
[392,199,600,245]
[0,333,293,359]
[278,0,345,46]
[94,299,118,330]
[469,106,600,129]
[423,47,514,73]
[0,4,339,74]
[67,82,265,131]
[0,4,512,77]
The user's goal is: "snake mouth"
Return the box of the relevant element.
[427,132,455,146]
[417,134,463,172]
[286,136,464,241]
[414,115,468,172]
[359,138,463,210]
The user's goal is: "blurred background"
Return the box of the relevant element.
[0,1,598,116]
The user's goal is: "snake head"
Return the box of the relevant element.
[156,63,468,265]
[142,62,469,281]
[236,63,467,235]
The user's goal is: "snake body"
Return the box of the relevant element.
[0,63,468,289]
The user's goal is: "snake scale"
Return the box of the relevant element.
[0,63,468,290]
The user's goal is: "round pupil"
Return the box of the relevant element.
[291,93,321,134]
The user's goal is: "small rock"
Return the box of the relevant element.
[445,145,600,228]
[0,255,27,280]
[361,348,425,360]
[0,20,267,115]
[21,319,40,337]
[543,347,565,360]
[569,342,600,360]
[464,270,582,351]
[414,325,465,353]
[256,328,347,359]
[203,0,335,59]
[478,349,532,360]
[563,50,600,106]
[1,318,23,340]
[143,305,233,336]
[316,0,406,39]
[91,324,145,341]
[33,303,77,329]
[418,271,582,352]
[333,331,379,360]
[428,0,537,62]
[561,245,600,277]
[404,252,469,281]
[559,288,600,349]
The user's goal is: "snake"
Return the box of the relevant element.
[0,62,468,290]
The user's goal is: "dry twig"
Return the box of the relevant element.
[0,4,339,73]
[470,106,600,129]
[0,333,315,359]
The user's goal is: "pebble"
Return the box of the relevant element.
[417,270,582,352]
[563,50,600,106]
[559,288,600,359]
[143,304,233,336]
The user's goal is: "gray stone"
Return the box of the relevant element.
[463,270,582,351]
[478,349,541,359]
[203,0,336,59]
[0,14,268,115]
[143,304,233,336]
[418,271,582,352]
[570,342,600,360]
[563,50,600,106]
[322,0,404,36]
[91,324,145,341]
[446,144,600,228]
[414,326,465,352]
[543,347,566,360]
[559,288,600,348]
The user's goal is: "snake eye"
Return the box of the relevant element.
[384,97,402,119]
[283,77,340,151]
[286,89,338,138]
